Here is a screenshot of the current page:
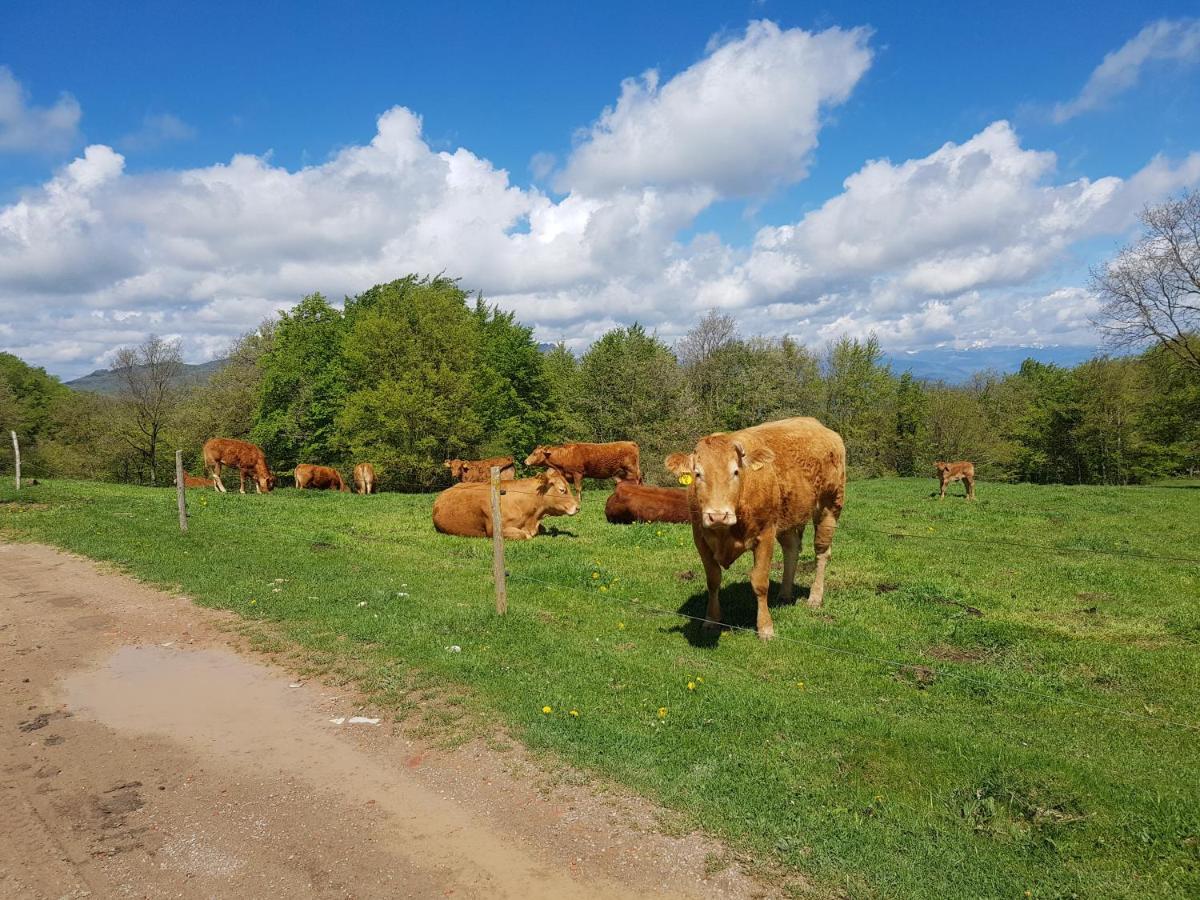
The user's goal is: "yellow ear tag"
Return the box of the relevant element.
[678,473,693,486]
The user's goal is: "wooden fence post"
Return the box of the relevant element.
[490,465,507,616]
[10,431,19,490]
[175,450,188,533]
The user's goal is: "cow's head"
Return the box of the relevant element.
[934,461,949,475]
[259,471,277,493]
[444,459,466,479]
[535,470,579,517]
[666,435,773,529]
[524,446,551,467]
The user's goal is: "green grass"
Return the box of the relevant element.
[2,477,1198,898]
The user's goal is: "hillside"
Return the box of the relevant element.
[65,359,228,395]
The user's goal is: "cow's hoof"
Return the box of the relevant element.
[757,626,775,642]
[806,595,823,610]
[702,619,722,633]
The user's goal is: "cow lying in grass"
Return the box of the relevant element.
[524,441,641,503]
[604,481,690,524]
[666,417,846,641]
[203,438,276,494]
[432,470,578,539]
[443,456,516,483]
[180,470,212,489]
[295,464,349,492]
[353,462,377,494]
[935,461,976,499]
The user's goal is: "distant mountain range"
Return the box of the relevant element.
[65,359,229,395]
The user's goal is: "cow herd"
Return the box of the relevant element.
[190,422,976,640]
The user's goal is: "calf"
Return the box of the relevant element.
[604,481,690,525]
[432,470,578,540]
[444,456,516,483]
[524,441,640,503]
[295,464,349,492]
[353,462,377,495]
[202,438,276,494]
[180,470,212,489]
[665,417,846,641]
[935,461,976,500]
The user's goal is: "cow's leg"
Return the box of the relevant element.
[776,525,804,603]
[211,462,226,493]
[965,476,975,500]
[572,471,584,504]
[696,535,723,631]
[808,506,840,609]
[938,478,946,499]
[238,469,247,494]
[750,529,777,640]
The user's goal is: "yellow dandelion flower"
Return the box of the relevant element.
[657,707,668,718]
[591,572,600,579]
[599,586,608,592]
[696,676,704,683]
[687,682,696,691]
[656,530,663,536]
[618,622,625,630]
[542,705,552,715]
[249,599,257,605]
[795,681,805,690]
[569,709,580,717]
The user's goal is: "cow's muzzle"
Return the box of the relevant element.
[702,508,736,527]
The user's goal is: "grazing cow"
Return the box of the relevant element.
[443,456,516,484]
[180,470,212,489]
[604,481,690,525]
[523,441,641,503]
[935,461,976,500]
[353,462,377,495]
[665,417,846,641]
[432,470,578,540]
[202,438,276,494]
[295,464,349,492]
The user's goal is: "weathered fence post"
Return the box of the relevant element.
[175,450,188,533]
[10,431,19,490]
[490,465,507,616]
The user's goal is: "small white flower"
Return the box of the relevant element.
[357,601,367,608]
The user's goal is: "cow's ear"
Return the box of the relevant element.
[443,460,452,468]
[664,452,693,475]
[734,442,774,471]
[535,472,553,493]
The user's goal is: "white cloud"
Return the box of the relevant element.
[0,67,82,153]
[557,20,872,197]
[117,113,196,152]
[1053,18,1200,122]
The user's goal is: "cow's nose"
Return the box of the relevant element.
[702,508,736,526]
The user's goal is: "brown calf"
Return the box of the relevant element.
[180,470,212,489]
[666,417,846,641]
[295,464,349,492]
[524,441,641,503]
[432,470,578,540]
[604,481,690,525]
[353,462,377,494]
[935,461,976,500]
[202,438,276,494]
[444,456,516,483]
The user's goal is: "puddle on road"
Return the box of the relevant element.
[62,645,637,900]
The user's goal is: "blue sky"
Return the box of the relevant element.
[2,1,1199,379]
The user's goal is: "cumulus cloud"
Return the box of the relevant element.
[557,20,872,197]
[117,113,196,152]
[0,67,82,153]
[1053,18,1200,122]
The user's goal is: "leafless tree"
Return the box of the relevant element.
[1091,189,1200,374]
[113,334,183,485]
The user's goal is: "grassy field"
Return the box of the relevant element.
[2,476,1198,898]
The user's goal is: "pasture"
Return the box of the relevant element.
[2,477,1198,898]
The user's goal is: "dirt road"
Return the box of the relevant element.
[1,542,774,899]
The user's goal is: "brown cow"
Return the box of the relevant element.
[443,456,516,483]
[202,438,276,494]
[935,461,976,500]
[604,481,690,525]
[295,464,349,492]
[432,470,578,540]
[523,441,641,503]
[180,470,212,489]
[353,462,377,495]
[665,417,846,641]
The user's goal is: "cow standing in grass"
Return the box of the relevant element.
[295,464,349,492]
[432,470,578,539]
[935,461,976,500]
[202,438,276,494]
[353,462,377,495]
[443,456,516,483]
[604,481,690,525]
[666,417,845,641]
[524,441,641,503]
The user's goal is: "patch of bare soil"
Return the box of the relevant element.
[924,644,987,663]
[1,542,785,899]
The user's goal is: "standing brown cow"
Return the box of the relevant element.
[353,462,377,494]
[443,456,516,483]
[935,461,976,500]
[604,481,690,525]
[665,417,846,641]
[202,438,276,494]
[432,470,578,539]
[295,464,349,491]
[524,441,641,503]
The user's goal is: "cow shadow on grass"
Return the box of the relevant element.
[668,579,805,648]
[537,525,577,538]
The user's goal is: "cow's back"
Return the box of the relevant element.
[555,441,639,479]
[734,418,845,528]
[433,477,543,537]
